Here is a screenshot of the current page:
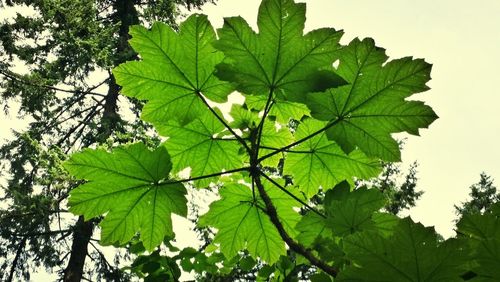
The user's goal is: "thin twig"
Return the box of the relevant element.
[195,91,252,154]
[168,166,250,185]
[0,70,107,97]
[260,145,313,154]
[254,88,275,162]
[258,118,341,163]
[259,170,326,219]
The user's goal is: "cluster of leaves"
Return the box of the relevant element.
[62,0,499,280]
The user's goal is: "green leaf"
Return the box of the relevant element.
[245,94,310,124]
[260,122,294,167]
[284,119,380,197]
[114,14,233,125]
[159,112,246,187]
[65,143,187,251]
[306,38,438,161]
[324,185,386,236]
[457,213,500,280]
[339,217,467,281]
[214,0,343,101]
[199,181,300,263]
[229,104,260,129]
[370,212,400,237]
[296,212,331,247]
[239,256,257,271]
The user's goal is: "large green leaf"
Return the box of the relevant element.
[306,38,438,161]
[457,212,500,280]
[324,184,387,236]
[214,0,343,101]
[245,94,310,124]
[199,181,300,263]
[114,14,233,126]
[296,212,332,247]
[260,122,294,167]
[158,112,246,187]
[339,217,467,281]
[283,119,380,197]
[65,143,187,251]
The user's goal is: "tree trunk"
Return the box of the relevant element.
[62,217,94,282]
[62,0,139,280]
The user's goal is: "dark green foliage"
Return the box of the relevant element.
[456,172,499,217]
[0,0,214,280]
[3,0,499,280]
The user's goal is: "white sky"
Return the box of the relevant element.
[1,0,500,279]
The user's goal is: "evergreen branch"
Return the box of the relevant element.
[258,118,341,163]
[5,229,71,238]
[253,175,338,277]
[0,70,107,97]
[258,171,326,219]
[88,240,114,270]
[51,94,88,124]
[195,91,252,154]
[57,103,103,148]
[6,237,26,282]
[1,210,69,220]
[49,105,98,131]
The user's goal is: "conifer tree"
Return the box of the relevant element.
[0,1,214,280]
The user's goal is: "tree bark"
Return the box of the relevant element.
[62,0,139,280]
[62,217,94,282]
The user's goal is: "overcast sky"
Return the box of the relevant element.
[1,0,500,279]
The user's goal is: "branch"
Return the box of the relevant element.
[259,145,313,154]
[255,88,275,152]
[6,237,26,282]
[253,175,338,277]
[259,171,326,219]
[258,118,341,163]
[195,91,251,154]
[1,209,69,220]
[5,229,71,238]
[168,166,250,185]
[0,70,107,97]
[57,101,103,148]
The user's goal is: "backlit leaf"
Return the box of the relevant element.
[339,218,467,281]
[457,212,500,280]
[284,119,380,197]
[306,38,437,161]
[114,14,233,126]
[65,143,186,251]
[159,112,246,187]
[199,180,300,263]
[324,185,386,236]
[214,0,343,101]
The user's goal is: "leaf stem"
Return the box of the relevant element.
[260,145,313,154]
[258,171,326,219]
[195,91,252,154]
[169,166,250,184]
[254,88,275,161]
[258,118,341,162]
[253,175,338,277]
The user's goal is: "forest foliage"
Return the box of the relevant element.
[2,0,499,280]
[62,0,500,280]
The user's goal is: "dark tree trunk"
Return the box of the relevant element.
[62,217,94,282]
[62,0,139,280]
